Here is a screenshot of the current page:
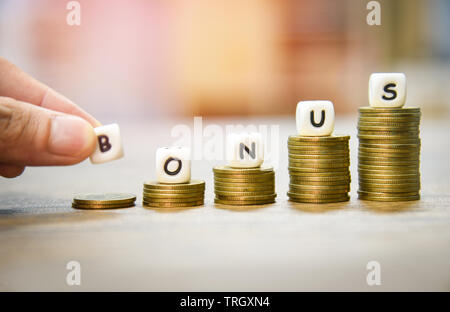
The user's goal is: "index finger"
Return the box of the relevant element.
[0,57,101,127]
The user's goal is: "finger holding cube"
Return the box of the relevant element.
[227,132,264,168]
[296,100,335,136]
[156,147,191,184]
[90,123,124,164]
[369,73,406,108]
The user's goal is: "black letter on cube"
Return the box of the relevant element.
[310,110,325,127]
[98,135,112,153]
[239,142,256,159]
[382,83,397,100]
[164,157,182,175]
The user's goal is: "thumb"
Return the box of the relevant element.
[0,97,96,166]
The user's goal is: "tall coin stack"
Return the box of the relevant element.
[287,135,351,203]
[213,166,276,205]
[357,107,421,201]
[143,180,205,208]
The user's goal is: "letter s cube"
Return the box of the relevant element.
[90,123,124,164]
[369,73,406,108]
[227,132,264,168]
[296,101,335,136]
[156,147,191,183]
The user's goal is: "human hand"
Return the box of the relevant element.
[0,57,100,178]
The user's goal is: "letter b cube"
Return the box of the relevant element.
[296,101,335,136]
[90,123,124,164]
[227,132,264,168]
[156,147,191,183]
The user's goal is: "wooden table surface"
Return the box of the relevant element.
[1,115,449,291]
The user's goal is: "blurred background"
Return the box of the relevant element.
[1,0,449,121]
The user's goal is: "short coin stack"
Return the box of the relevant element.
[357,107,421,201]
[143,180,205,208]
[72,193,136,209]
[287,135,351,203]
[213,166,276,205]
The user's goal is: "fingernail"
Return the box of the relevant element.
[48,115,95,156]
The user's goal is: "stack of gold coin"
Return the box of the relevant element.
[287,135,351,203]
[72,193,136,209]
[357,107,421,201]
[143,180,205,208]
[213,166,276,205]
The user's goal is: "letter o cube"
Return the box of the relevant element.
[90,123,124,164]
[156,147,191,184]
[369,73,406,108]
[227,132,264,168]
[296,100,335,136]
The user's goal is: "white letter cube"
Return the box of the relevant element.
[90,123,124,164]
[296,100,335,136]
[156,147,191,184]
[369,73,406,108]
[227,132,264,168]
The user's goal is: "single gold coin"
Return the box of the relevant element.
[215,194,276,201]
[288,154,349,160]
[289,180,350,188]
[357,191,419,202]
[214,189,275,196]
[214,176,274,184]
[358,164,419,171]
[288,141,349,147]
[358,154,420,160]
[214,198,275,205]
[288,194,349,203]
[288,163,350,170]
[214,185,275,192]
[358,133,420,139]
[288,167,350,174]
[213,165,274,174]
[288,134,350,142]
[289,157,350,163]
[358,129,420,136]
[289,175,351,182]
[358,163,418,170]
[72,202,136,210]
[358,161,420,168]
[358,106,421,113]
[358,122,419,127]
[143,200,204,208]
[143,180,205,190]
[289,189,350,196]
[143,188,204,194]
[288,190,349,197]
[359,183,420,190]
[358,147,419,154]
[142,191,204,199]
[358,115,420,121]
[214,181,274,188]
[213,171,274,179]
[287,145,349,151]
[73,193,136,205]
